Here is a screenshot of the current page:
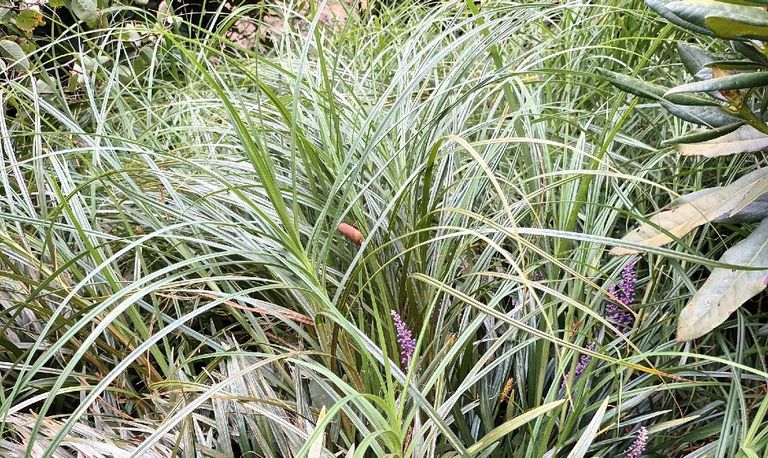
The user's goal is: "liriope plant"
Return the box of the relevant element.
[600,0,768,341]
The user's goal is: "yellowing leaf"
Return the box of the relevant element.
[677,125,768,157]
[611,167,768,255]
[308,406,326,458]
[15,10,45,33]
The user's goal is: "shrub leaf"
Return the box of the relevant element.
[677,125,768,156]
[666,71,768,94]
[68,0,99,26]
[678,217,768,341]
[611,167,768,255]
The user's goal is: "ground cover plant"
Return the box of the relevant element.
[1,0,768,456]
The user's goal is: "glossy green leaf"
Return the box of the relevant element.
[677,43,717,76]
[611,167,768,255]
[667,71,768,94]
[678,217,768,341]
[662,122,743,145]
[0,6,12,24]
[666,1,768,40]
[597,69,718,106]
[644,0,714,35]
[731,41,768,64]
[677,125,768,156]
[659,102,740,127]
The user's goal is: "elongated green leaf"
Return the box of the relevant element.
[705,60,766,71]
[0,39,28,70]
[677,125,768,156]
[731,41,768,64]
[666,1,768,39]
[667,71,768,94]
[659,101,740,127]
[662,122,743,145]
[677,217,768,341]
[466,400,565,456]
[566,397,610,458]
[597,69,717,106]
[645,0,714,35]
[611,167,768,255]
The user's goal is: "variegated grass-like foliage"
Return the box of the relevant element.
[1,1,768,457]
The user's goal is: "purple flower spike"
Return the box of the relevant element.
[606,261,638,331]
[391,310,416,370]
[562,342,597,388]
[625,427,648,458]
[618,260,638,305]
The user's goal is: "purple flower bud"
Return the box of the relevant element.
[391,310,417,370]
[625,426,648,458]
[562,342,597,388]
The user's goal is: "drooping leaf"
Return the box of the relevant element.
[466,400,565,456]
[566,396,610,458]
[731,41,768,64]
[677,125,768,156]
[610,167,768,255]
[677,217,768,341]
[0,39,29,70]
[666,1,768,40]
[666,71,768,94]
[662,122,743,145]
[597,69,718,106]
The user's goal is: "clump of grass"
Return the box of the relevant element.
[0,1,766,457]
